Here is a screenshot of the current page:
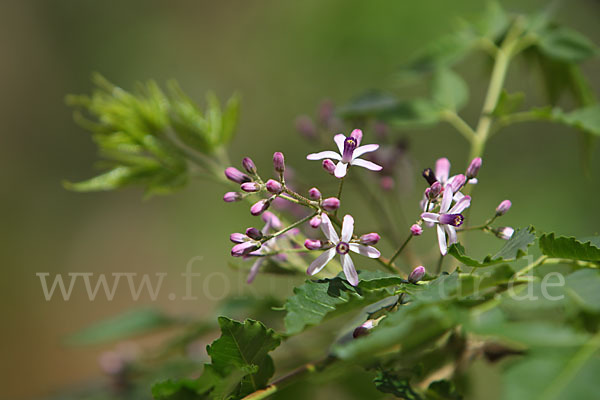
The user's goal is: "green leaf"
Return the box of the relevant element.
[66,308,175,345]
[539,233,600,261]
[473,1,510,41]
[448,227,536,267]
[152,379,204,400]
[537,26,599,63]
[374,370,423,399]
[337,90,400,118]
[425,380,463,400]
[492,90,525,117]
[431,69,469,111]
[283,270,405,335]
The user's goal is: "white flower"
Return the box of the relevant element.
[306,214,381,286]
[306,129,382,178]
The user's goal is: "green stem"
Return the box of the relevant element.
[440,110,477,142]
[264,213,316,242]
[435,254,444,274]
[334,177,345,218]
[388,235,413,266]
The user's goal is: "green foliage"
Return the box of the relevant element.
[535,26,599,63]
[448,226,536,268]
[65,74,239,196]
[283,270,405,335]
[539,233,600,261]
[431,69,469,112]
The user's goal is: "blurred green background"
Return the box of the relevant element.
[1,1,599,399]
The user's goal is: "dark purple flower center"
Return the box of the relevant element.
[439,213,464,227]
[342,137,357,163]
[336,241,350,255]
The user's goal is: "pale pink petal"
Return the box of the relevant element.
[351,158,383,171]
[352,144,379,159]
[453,191,465,202]
[446,225,458,246]
[421,212,440,223]
[341,254,359,286]
[469,178,478,184]
[435,157,451,183]
[449,195,471,214]
[307,151,342,161]
[440,186,453,213]
[246,258,265,283]
[437,224,448,255]
[341,214,354,242]
[307,248,336,275]
[349,243,381,258]
[334,134,346,153]
[320,213,339,243]
[334,161,348,178]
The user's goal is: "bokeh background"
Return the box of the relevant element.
[1,1,599,399]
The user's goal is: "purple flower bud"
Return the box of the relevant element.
[261,211,282,229]
[321,197,340,211]
[295,115,317,138]
[408,266,426,283]
[380,176,394,191]
[242,157,257,174]
[308,187,321,200]
[322,159,336,175]
[353,319,376,338]
[231,241,259,257]
[230,233,247,243]
[350,129,363,146]
[448,174,467,193]
[359,233,381,245]
[245,227,263,240]
[250,199,270,216]
[318,99,335,125]
[304,239,323,250]
[223,192,242,202]
[309,215,322,228]
[265,179,283,194]
[496,200,512,216]
[241,182,261,192]
[410,224,423,236]
[427,181,442,200]
[422,168,437,186]
[495,226,514,240]
[273,152,285,173]
[466,157,482,179]
[225,167,251,184]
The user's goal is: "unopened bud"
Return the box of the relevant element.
[231,241,259,257]
[265,179,283,194]
[225,167,251,184]
[230,233,247,243]
[408,266,426,283]
[448,174,467,193]
[241,182,261,192]
[245,227,263,240]
[410,224,423,236]
[262,211,282,229]
[422,168,437,185]
[353,319,376,338]
[496,200,512,216]
[308,187,322,200]
[360,233,381,245]
[223,192,242,202]
[322,159,336,175]
[380,176,394,191]
[295,115,316,138]
[273,152,285,173]
[309,215,322,228]
[321,197,340,211]
[304,239,323,250]
[250,199,271,216]
[427,181,442,200]
[242,157,257,174]
[318,99,335,125]
[350,129,363,145]
[466,157,482,179]
[495,226,514,240]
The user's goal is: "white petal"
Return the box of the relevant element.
[341,254,359,286]
[449,195,471,214]
[247,258,264,283]
[307,248,336,275]
[440,186,453,213]
[349,243,381,258]
[319,213,339,243]
[446,225,458,246]
[437,224,448,255]
[341,214,354,242]
[421,212,440,223]
[469,178,478,184]
[352,144,379,159]
[334,134,346,153]
[306,151,342,161]
[334,161,348,178]
[350,158,383,171]
[435,157,450,184]
[453,191,465,202]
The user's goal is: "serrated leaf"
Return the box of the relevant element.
[448,227,536,268]
[283,270,405,335]
[431,69,469,111]
[539,233,600,261]
[537,26,599,63]
[67,308,175,345]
